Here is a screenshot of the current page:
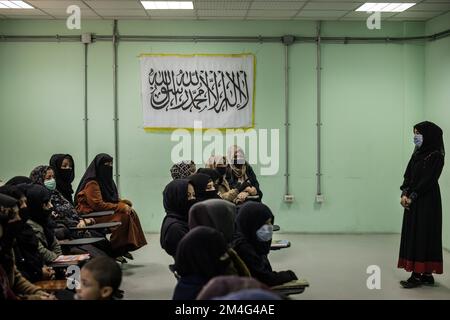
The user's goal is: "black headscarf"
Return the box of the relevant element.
[0,185,29,222]
[0,193,18,209]
[21,184,55,246]
[188,199,236,243]
[175,226,229,279]
[414,121,445,157]
[0,193,19,276]
[188,173,220,201]
[197,168,221,184]
[234,202,274,255]
[188,173,211,200]
[75,153,119,203]
[162,179,191,220]
[49,154,75,204]
[5,176,32,186]
[0,193,18,224]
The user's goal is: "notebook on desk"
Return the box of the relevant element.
[53,254,90,264]
[271,279,310,290]
[271,239,291,249]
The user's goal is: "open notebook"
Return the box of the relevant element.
[53,254,90,264]
[271,239,291,249]
[271,279,310,290]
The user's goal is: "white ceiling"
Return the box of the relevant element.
[0,0,449,21]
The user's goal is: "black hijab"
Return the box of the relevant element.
[5,176,32,186]
[0,193,18,224]
[197,168,221,184]
[188,199,236,244]
[234,202,274,255]
[0,185,29,223]
[75,153,119,203]
[22,184,55,246]
[188,173,211,200]
[175,226,229,279]
[163,179,190,221]
[49,154,75,204]
[414,121,445,157]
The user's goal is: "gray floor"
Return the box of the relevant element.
[120,233,450,300]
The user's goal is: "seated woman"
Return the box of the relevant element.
[49,154,75,204]
[30,166,96,236]
[75,153,147,259]
[196,275,271,300]
[0,185,49,283]
[173,226,234,300]
[188,173,220,202]
[160,179,196,258]
[226,145,263,204]
[188,199,250,277]
[170,160,196,180]
[232,202,297,287]
[23,184,63,265]
[205,155,239,203]
[29,167,111,258]
[0,193,56,300]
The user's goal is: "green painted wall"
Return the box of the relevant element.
[424,12,450,250]
[0,19,440,240]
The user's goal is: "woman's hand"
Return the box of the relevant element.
[42,266,55,280]
[245,186,257,196]
[76,220,87,228]
[400,196,408,208]
[38,291,57,300]
[121,199,133,207]
[237,192,249,201]
[124,204,132,215]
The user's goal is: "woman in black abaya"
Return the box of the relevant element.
[398,121,445,288]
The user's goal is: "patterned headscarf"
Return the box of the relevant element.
[227,145,247,179]
[170,161,196,180]
[30,165,52,185]
[206,155,227,169]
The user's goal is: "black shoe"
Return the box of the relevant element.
[123,252,134,260]
[420,274,435,286]
[400,275,422,288]
[116,256,128,264]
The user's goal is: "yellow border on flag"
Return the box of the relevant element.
[140,53,256,132]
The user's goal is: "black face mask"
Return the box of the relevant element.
[19,207,30,222]
[58,168,73,182]
[216,167,227,176]
[186,199,197,212]
[99,165,113,178]
[204,190,220,200]
[42,208,53,220]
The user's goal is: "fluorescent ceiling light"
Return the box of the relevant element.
[356,3,415,12]
[141,1,194,10]
[0,1,34,9]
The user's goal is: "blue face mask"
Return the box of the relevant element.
[414,134,423,148]
[256,224,273,242]
[44,178,56,191]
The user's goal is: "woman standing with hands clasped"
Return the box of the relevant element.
[398,121,445,288]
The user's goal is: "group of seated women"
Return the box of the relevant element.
[161,145,299,300]
[0,153,147,300]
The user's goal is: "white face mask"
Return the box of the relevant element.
[414,134,423,148]
[256,224,273,242]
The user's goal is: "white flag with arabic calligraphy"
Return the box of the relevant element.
[140,54,255,129]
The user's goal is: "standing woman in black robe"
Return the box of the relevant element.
[398,121,445,288]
